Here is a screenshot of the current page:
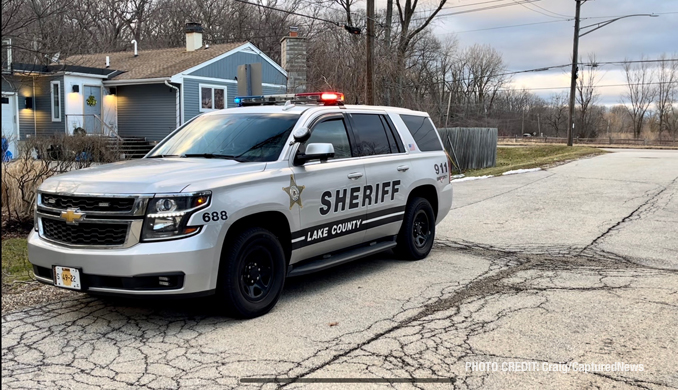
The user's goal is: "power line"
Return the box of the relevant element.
[503,81,674,92]
[234,0,342,26]
[412,0,528,15]
[509,0,569,20]
[411,0,542,21]
[442,19,570,35]
[524,1,572,18]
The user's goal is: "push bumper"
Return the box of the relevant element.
[27,230,221,296]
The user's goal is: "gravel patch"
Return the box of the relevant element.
[2,281,77,314]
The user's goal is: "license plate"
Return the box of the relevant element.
[53,266,82,290]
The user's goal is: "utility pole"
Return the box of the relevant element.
[567,0,582,147]
[537,113,541,136]
[366,0,375,105]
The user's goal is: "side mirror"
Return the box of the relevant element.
[292,127,311,143]
[295,143,335,165]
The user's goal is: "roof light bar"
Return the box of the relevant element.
[234,92,345,107]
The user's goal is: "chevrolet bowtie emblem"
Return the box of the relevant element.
[60,208,86,225]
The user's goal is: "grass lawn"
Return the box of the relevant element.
[2,238,33,285]
[465,145,606,177]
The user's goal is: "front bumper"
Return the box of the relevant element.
[27,229,221,296]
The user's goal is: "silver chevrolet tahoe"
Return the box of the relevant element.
[28,93,453,318]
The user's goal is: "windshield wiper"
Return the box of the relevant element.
[146,154,181,158]
[181,153,242,161]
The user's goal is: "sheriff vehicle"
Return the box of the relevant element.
[28,92,453,318]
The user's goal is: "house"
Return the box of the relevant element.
[2,23,295,157]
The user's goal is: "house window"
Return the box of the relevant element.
[200,84,226,112]
[51,80,61,122]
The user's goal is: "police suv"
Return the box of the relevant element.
[28,92,453,318]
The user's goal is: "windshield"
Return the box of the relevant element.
[147,113,300,162]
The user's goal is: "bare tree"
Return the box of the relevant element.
[622,57,658,139]
[546,92,568,137]
[655,53,677,139]
[575,55,601,138]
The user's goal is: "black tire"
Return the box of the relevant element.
[218,227,286,318]
[394,197,435,260]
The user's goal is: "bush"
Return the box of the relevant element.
[1,135,123,232]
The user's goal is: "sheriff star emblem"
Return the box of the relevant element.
[283,175,305,210]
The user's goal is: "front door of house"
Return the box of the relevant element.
[1,94,18,158]
[83,86,101,134]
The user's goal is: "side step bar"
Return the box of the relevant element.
[288,240,397,277]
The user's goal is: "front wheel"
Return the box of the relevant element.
[218,227,286,318]
[394,197,435,260]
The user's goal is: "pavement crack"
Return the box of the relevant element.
[582,176,678,253]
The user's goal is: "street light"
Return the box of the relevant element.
[566,2,658,147]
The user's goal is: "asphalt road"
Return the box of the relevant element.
[3,149,677,389]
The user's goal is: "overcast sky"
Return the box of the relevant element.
[375,0,678,106]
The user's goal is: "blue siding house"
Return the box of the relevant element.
[1,24,288,146]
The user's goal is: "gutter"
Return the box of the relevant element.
[165,80,181,129]
[103,77,170,86]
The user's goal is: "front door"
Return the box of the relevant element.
[83,86,101,134]
[1,94,18,158]
[289,113,367,261]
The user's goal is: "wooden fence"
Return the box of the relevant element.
[438,128,498,171]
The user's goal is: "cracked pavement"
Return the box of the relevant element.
[3,149,677,389]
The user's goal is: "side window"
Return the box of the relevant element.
[50,81,61,122]
[300,118,352,159]
[200,84,226,112]
[399,114,443,151]
[351,114,392,156]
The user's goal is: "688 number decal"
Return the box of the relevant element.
[202,211,228,222]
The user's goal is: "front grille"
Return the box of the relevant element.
[42,218,128,246]
[41,194,135,212]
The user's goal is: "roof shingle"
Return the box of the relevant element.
[65,42,247,80]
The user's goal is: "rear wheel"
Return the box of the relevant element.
[394,197,435,260]
[218,227,286,318]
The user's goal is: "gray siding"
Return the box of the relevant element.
[117,84,177,142]
[189,51,286,85]
[3,75,65,139]
[263,85,286,95]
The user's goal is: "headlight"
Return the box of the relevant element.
[141,191,211,241]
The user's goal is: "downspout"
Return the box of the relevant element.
[32,76,36,137]
[165,80,180,129]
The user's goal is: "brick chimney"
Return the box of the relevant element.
[280,27,307,93]
[185,23,203,52]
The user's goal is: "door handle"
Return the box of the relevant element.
[397,165,410,172]
[347,172,363,179]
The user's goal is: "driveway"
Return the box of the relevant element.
[2,149,677,389]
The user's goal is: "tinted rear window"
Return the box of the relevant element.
[399,115,443,151]
[351,114,392,156]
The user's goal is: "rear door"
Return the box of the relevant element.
[347,112,412,242]
[289,113,367,261]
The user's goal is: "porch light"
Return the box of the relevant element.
[72,85,80,93]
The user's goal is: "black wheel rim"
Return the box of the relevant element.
[239,244,274,302]
[412,210,431,249]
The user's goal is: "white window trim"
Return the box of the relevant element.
[198,83,227,112]
[50,80,62,122]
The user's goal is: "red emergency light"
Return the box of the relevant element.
[294,92,345,105]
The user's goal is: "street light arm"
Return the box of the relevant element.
[579,14,658,37]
